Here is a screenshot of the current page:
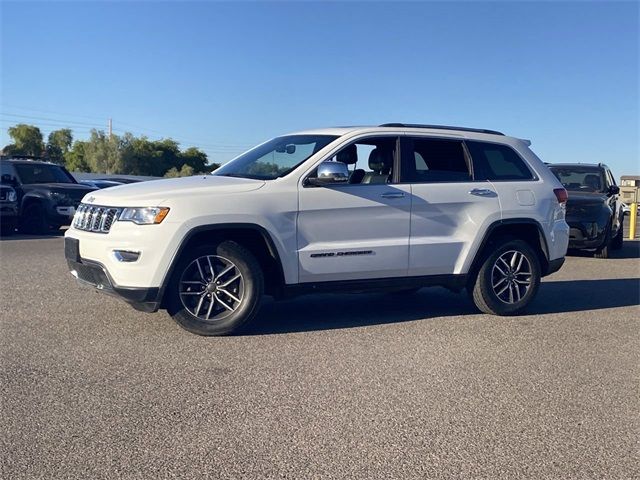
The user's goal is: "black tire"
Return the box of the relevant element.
[167,241,264,336]
[610,219,623,250]
[19,203,49,235]
[470,238,541,316]
[593,225,612,259]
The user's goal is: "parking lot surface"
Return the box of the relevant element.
[1,229,639,479]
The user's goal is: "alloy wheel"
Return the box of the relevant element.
[491,250,532,304]
[179,255,245,321]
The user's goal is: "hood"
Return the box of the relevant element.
[566,191,607,208]
[22,183,97,202]
[80,175,266,206]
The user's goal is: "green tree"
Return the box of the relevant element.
[164,163,195,178]
[46,129,73,164]
[83,129,122,173]
[65,141,91,172]
[179,147,209,173]
[6,124,44,157]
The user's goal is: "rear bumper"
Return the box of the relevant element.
[65,237,161,312]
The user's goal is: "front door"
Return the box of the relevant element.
[297,136,411,283]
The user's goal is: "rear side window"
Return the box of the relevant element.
[467,141,534,181]
[401,137,471,183]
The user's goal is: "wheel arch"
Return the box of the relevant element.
[159,223,286,308]
[20,193,47,215]
[468,218,551,281]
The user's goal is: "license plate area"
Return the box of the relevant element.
[64,237,81,262]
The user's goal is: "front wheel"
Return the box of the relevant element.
[19,203,49,235]
[594,225,612,259]
[470,238,541,316]
[167,241,264,336]
[610,219,623,250]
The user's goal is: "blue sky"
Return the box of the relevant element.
[1,1,638,174]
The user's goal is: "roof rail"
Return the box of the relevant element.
[379,123,505,136]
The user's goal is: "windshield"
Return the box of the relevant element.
[14,163,76,185]
[549,167,604,193]
[213,135,339,180]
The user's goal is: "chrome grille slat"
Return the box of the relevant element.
[72,203,120,234]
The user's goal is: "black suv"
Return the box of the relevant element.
[548,163,624,258]
[0,158,96,234]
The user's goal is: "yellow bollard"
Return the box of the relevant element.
[630,202,638,240]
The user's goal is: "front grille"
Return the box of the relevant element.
[73,204,121,233]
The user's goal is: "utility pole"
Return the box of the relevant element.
[108,118,112,139]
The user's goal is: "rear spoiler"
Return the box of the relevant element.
[518,138,532,146]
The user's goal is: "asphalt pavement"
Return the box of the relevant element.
[1,228,639,479]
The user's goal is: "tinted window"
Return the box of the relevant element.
[402,138,471,183]
[467,141,533,181]
[0,162,17,180]
[548,166,605,193]
[13,163,76,184]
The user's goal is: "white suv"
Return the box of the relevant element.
[64,124,569,335]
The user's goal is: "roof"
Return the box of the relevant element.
[0,157,58,166]
[548,162,608,168]
[290,123,509,139]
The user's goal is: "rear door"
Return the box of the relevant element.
[402,136,501,276]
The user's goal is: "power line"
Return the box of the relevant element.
[0,103,108,122]
[1,112,253,149]
[0,112,105,128]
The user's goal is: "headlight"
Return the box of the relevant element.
[7,189,17,202]
[119,207,170,225]
[50,192,74,206]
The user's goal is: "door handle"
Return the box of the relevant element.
[469,188,495,197]
[380,192,405,199]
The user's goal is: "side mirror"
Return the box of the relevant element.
[608,185,620,196]
[307,161,349,186]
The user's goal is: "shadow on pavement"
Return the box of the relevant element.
[568,240,640,259]
[244,277,640,335]
[531,277,640,314]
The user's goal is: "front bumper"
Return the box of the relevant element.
[65,237,161,312]
[0,203,18,220]
[46,204,78,226]
[566,219,607,250]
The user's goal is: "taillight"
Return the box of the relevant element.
[554,188,568,204]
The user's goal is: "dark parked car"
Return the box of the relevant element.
[0,184,19,235]
[0,158,96,234]
[548,163,624,258]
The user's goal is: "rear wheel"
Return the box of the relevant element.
[470,238,541,315]
[167,241,264,336]
[19,203,49,235]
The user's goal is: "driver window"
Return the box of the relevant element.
[326,137,397,185]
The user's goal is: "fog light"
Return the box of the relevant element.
[113,250,141,262]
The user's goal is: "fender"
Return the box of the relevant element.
[157,222,286,305]
[19,191,49,215]
[468,218,550,276]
